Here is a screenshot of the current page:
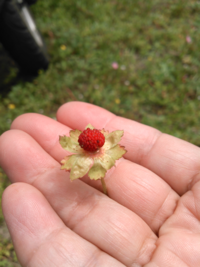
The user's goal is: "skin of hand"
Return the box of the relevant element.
[0,101,200,267]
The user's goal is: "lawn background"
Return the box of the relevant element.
[1,0,200,265]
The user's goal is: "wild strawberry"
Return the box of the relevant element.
[59,123,126,195]
[78,128,105,152]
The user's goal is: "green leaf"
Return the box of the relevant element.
[103,130,124,150]
[59,135,82,153]
[88,163,107,180]
[106,144,126,160]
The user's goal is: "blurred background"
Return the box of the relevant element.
[1,0,200,265]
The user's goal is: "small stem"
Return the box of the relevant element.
[101,177,108,195]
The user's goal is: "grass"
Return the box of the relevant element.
[0,0,200,265]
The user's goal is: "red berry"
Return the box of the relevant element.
[78,128,105,152]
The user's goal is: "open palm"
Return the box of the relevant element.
[0,102,200,267]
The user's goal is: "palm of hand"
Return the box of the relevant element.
[0,102,200,267]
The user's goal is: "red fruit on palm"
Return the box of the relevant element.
[78,128,105,152]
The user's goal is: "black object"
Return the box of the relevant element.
[0,0,49,74]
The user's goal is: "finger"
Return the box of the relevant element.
[2,183,123,267]
[10,116,179,233]
[56,101,200,195]
[145,181,200,267]
[0,130,157,266]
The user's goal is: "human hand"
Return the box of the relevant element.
[0,101,200,267]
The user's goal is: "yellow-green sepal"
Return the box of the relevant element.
[87,153,115,180]
[61,154,77,170]
[85,124,95,130]
[61,154,93,180]
[106,144,126,160]
[103,130,124,150]
[59,135,82,153]
[69,129,82,142]
[88,163,107,180]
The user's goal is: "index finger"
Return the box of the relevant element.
[57,101,200,195]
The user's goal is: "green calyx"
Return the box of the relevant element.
[60,124,126,181]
